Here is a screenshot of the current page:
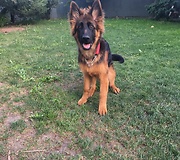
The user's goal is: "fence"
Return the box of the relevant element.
[50,0,154,19]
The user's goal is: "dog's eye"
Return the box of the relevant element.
[88,23,94,30]
[78,22,83,29]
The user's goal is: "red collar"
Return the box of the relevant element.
[95,43,100,55]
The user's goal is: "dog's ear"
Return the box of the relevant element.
[69,1,81,35]
[69,1,81,20]
[90,0,104,33]
[90,0,104,20]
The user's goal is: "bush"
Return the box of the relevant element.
[147,0,178,20]
[0,15,8,27]
[0,7,9,26]
[0,0,58,24]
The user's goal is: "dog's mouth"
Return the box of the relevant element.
[82,43,92,50]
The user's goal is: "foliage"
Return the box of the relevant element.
[0,0,58,23]
[0,14,8,27]
[146,0,179,20]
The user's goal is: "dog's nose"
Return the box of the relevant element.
[82,35,90,42]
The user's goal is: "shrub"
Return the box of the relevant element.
[147,0,178,20]
[0,0,58,24]
[0,7,9,26]
[0,14,8,27]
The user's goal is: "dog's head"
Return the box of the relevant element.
[69,0,104,52]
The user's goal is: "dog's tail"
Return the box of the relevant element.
[112,54,124,63]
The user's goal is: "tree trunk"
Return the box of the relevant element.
[10,13,15,23]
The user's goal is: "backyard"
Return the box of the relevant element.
[0,19,179,159]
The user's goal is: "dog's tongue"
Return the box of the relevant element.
[83,44,91,49]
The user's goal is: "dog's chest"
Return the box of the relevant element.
[79,63,107,77]
[85,65,99,76]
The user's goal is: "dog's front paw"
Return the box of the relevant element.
[98,106,107,115]
[78,98,87,106]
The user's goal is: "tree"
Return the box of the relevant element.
[146,0,180,20]
[0,0,58,23]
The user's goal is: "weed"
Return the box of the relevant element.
[10,119,27,133]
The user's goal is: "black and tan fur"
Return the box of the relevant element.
[69,0,124,115]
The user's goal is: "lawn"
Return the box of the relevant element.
[0,19,179,159]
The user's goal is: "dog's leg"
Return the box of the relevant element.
[98,73,109,115]
[88,76,97,97]
[108,65,120,94]
[78,73,91,105]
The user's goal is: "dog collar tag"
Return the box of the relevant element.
[96,43,100,54]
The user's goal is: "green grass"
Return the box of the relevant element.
[10,119,27,133]
[0,19,179,159]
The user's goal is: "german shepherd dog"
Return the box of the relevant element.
[69,0,124,115]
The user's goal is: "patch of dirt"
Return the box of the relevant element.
[0,83,35,159]
[7,126,36,152]
[0,104,7,118]
[0,26,25,33]
[4,112,21,127]
[34,132,77,156]
[7,132,79,160]
[0,83,78,159]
